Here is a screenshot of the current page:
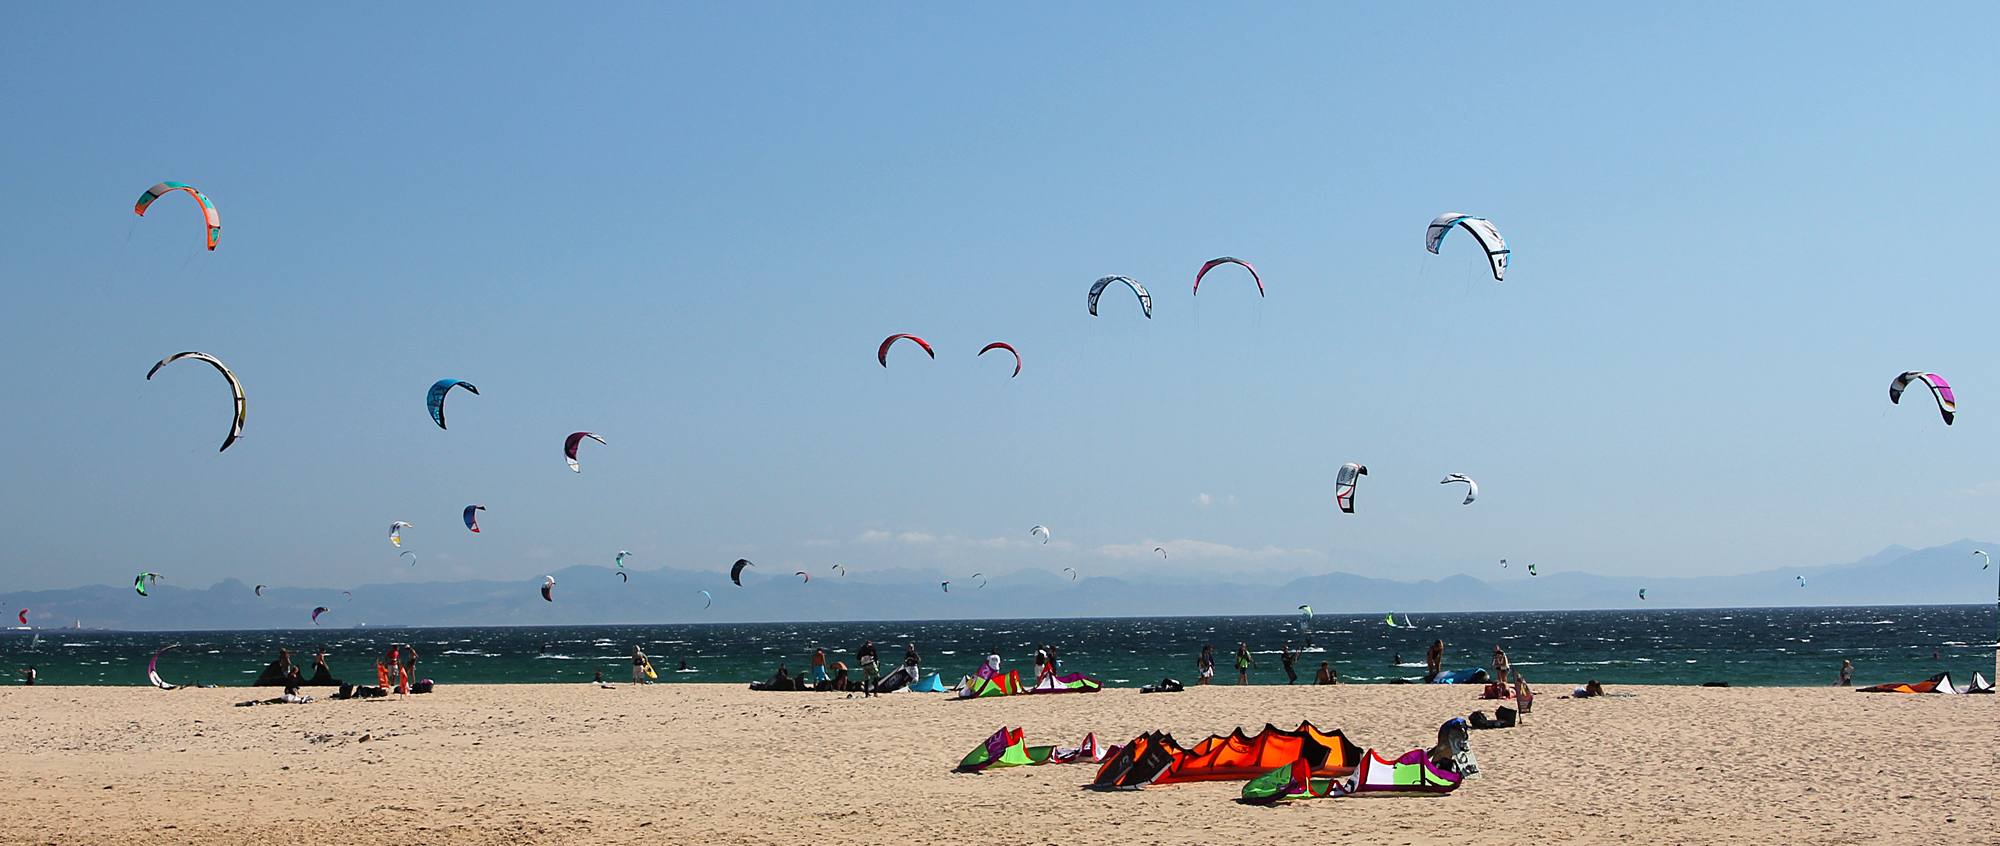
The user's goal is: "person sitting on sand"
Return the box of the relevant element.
[1568,679,1604,698]
[1196,645,1215,685]
[1427,719,1470,774]
[1837,659,1853,687]
[1315,662,1340,685]
[1425,639,1444,683]
[304,649,341,687]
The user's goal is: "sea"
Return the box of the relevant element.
[4,605,1993,689]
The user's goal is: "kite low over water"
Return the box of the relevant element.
[134,573,162,596]
[1889,371,1955,425]
[1425,213,1508,281]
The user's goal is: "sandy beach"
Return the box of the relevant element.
[0,681,1990,845]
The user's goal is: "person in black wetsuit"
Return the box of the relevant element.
[1281,645,1299,684]
[857,641,879,696]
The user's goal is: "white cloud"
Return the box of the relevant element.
[898,532,937,544]
[1193,493,1213,506]
[856,531,893,543]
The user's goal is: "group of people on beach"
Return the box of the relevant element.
[1194,643,1344,686]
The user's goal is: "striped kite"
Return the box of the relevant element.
[135,182,219,250]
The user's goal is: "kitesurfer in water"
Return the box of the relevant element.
[1280,645,1299,684]
[1196,645,1216,685]
[810,649,828,686]
[1425,639,1445,683]
[1235,643,1256,685]
[632,646,648,684]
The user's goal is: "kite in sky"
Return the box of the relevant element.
[1425,213,1508,281]
[1440,474,1478,505]
[1889,372,1955,425]
[1193,257,1264,296]
[427,380,478,429]
[565,432,606,472]
[464,505,485,532]
[135,182,219,250]
[978,342,1021,377]
[878,334,934,367]
[731,559,753,586]
[1336,463,1367,514]
[1088,276,1152,318]
[147,352,246,452]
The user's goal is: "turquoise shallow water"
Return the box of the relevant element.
[5,605,1992,689]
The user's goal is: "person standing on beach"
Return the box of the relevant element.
[19,666,33,685]
[1425,639,1444,682]
[401,644,418,688]
[1490,645,1509,686]
[631,645,648,684]
[1196,645,1216,685]
[1837,659,1853,686]
[810,648,828,686]
[1280,645,1299,684]
[902,643,921,680]
[1235,643,1256,685]
[857,641,879,695]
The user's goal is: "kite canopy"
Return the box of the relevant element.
[133,572,161,596]
[564,432,606,472]
[941,581,951,592]
[794,571,810,583]
[427,380,478,430]
[1440,474,1478,505]
[254,584,265,596]
[463,505,484,532]
[1155,547,1168,559]
[1063,567,1077,581]
[16,609,25,625]
[541,575,556,602]
[1087,276,1152,318]
[147,644,186,689]
[617,571,627,583]
[1425,213,1508,281]
[978,342,1021,377]
[1194,257,1264,297]
[147,352,246,452]
[1031,525,1050,544]
[1889,371,1955,425]
[311,606,328,624]
[971,572,986,588]
[1335,463,1367,514]
[877,334,935,367]
[402,551,417,565]
[1093,721,1364,789]
[615,551,630,568]
[730,558,753,586]
[390,522,412,547]
[830,564,846,576]
[135,182,219,250]
[699,589,712,608]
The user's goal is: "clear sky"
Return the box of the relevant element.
[2,4,1996,598]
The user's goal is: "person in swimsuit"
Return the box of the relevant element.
[810,648,829,685]
[1424,639,1444,683]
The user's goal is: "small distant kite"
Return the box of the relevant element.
[402,551,417,565]
[1336,463,1367,514]
[342,591,353,602]
[254,584,265,596]
[1500,559,1508,569]
[978,342,1021,377]
[940,581,950,592]
[1425,213,1508,281]
[971,572,987,588]
[1193,257,1264,297]
[1889,372,1955,425]
[1063,567,1077,581]
[830,564,846,576]
[730,559,753,586]
[16,609,26,626]
[390,522,413,547]
[1154,547,1167,560]
[463,505,485,532]
[617,571,628,583]
[1087,276,1152,318]
[615,551,630,568]
[699,590,713,608]
[565,432,606,472]
[794,571,810,583]
[1976,550,1991,570]
[134,573,162,596]
[541,576,556,602]
[426,380,479,430]
[1527,564,1538,577]
[878,334,935,367]
[1796,575,1806,588]
[1031,525,1050,544]
[1638,588,1647,600]
[135,182,219,250]
[311,607,328,624]
[146,352,246,452]
[1440,474,1478,505]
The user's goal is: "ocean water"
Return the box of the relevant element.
[3,605,1992,689]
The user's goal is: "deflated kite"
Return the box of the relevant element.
[731,559,753,586]
[135,182,220,250]
[1088,276,1152,318]
[1194,257,1264,297]
[427,380,479,429]
[1336,463,1367,514]
[1440,474,1478,505]
[463,505,485,532]
[878,334,935,367]
[148,644,186,689]
[1426,213,1508,281]
[979,342,1021,377]
[1890,372,1955,425]
[565,432,606,472]
[147,352,246,452]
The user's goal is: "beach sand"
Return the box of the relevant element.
[0,681,1990,845]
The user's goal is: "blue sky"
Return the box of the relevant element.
[2,4,1996,599]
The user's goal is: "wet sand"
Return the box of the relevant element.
[0,681,1990,845]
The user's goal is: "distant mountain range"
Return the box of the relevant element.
[7,541,1994,632]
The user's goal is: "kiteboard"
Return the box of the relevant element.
[642,660,657,679]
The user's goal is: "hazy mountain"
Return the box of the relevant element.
[7,541,1991,632]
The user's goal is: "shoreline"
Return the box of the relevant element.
[0,683,1990,845]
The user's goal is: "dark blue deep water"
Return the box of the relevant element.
[4,605,1992,689]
